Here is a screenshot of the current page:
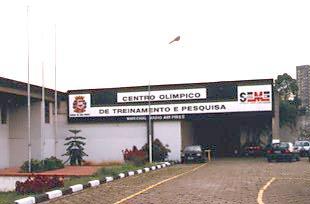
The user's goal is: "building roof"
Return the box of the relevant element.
[0,76,66,101]
[68,78,274,94]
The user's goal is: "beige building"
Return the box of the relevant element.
[0,77,67,168]
[296,65,310,111]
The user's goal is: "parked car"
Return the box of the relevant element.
[266,142,300,162]
[294,140,310,157]
[181,145,206,163]
[243,144,264,157]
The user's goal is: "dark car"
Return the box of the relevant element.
[266,142,300,162]
[243,144,264,157]
[181,145,206,163]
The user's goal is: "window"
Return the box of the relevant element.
[1,105,7,124]
[184,146,202,152]
[207,84,237,101]
[45,102,50,123]
[91,91,117,106]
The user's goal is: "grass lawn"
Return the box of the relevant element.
[1,163,158,204]
[64,163,156,187]
[0,192,34,204]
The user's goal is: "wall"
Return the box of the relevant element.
[181,121,194,149]
[39,101,148,164]
[0,176,27,192]
[153,121,182,161]
[41,102,57,160]
[0,107,9,168]
[279,114,310,142]
[9,102,41,167]
[54,118,147,163]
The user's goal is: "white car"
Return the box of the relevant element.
[294,141,310,157]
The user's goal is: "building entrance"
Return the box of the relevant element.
[191,115,272,157]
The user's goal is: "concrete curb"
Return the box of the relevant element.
[15,162,175,204]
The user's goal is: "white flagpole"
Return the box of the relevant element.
[148,81,152,163]
[54,24,58,157]
[41,62,45,160]
[26,5,32,172]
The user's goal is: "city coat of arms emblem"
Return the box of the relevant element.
[73,96,87,113]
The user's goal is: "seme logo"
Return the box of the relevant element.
[239,91,270,103]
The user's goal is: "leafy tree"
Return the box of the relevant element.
[275,73,300,127]
[275,73,298,100]
[279,100,298,127]
[62,130,88,165]
[299,128,310,140]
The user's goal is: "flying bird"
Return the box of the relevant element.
[169,36,181,44]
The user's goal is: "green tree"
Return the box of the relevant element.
[299,128,310,140]
[62,130,88,165]
[275,73,298,100]
[279,100,299,127]
[275,73,299,127]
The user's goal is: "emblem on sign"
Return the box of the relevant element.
[73,96,87,113]
[239,91,270,103]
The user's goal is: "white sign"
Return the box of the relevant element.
[69,101,272,118]
[68,84,272,118]
[117,88,207,103]
[238,85,272,104]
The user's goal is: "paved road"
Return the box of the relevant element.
[46,158,310,204]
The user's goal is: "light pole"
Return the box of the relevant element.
[169,36,180,44]
[54,24,58,158]
[148,81,152,163]
[147,36,181,164]
[26,5,32,173]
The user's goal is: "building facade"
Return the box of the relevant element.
[296,65,310,111]
[0,77,67,168]
[0,77,279,168]
[68,79,277,162]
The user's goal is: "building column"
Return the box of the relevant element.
[272,91,280,141]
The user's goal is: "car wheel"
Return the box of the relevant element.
[267,158,272,162]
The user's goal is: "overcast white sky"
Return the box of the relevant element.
[0,0,309,92]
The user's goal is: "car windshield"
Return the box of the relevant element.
[184,146,202,152]
[295,141,304,146]
[272,142,289,148]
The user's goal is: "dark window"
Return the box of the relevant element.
[45,102,50,123]
[207,84,237,101]
[91,91,117,106]
[1,105,7,124]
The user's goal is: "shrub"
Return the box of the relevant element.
[15,176,64,194]
[20,157,64,173]
[122,146,146,166]
[42,157,64,171]
[20,159,42,173]
[141,139,171,162]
